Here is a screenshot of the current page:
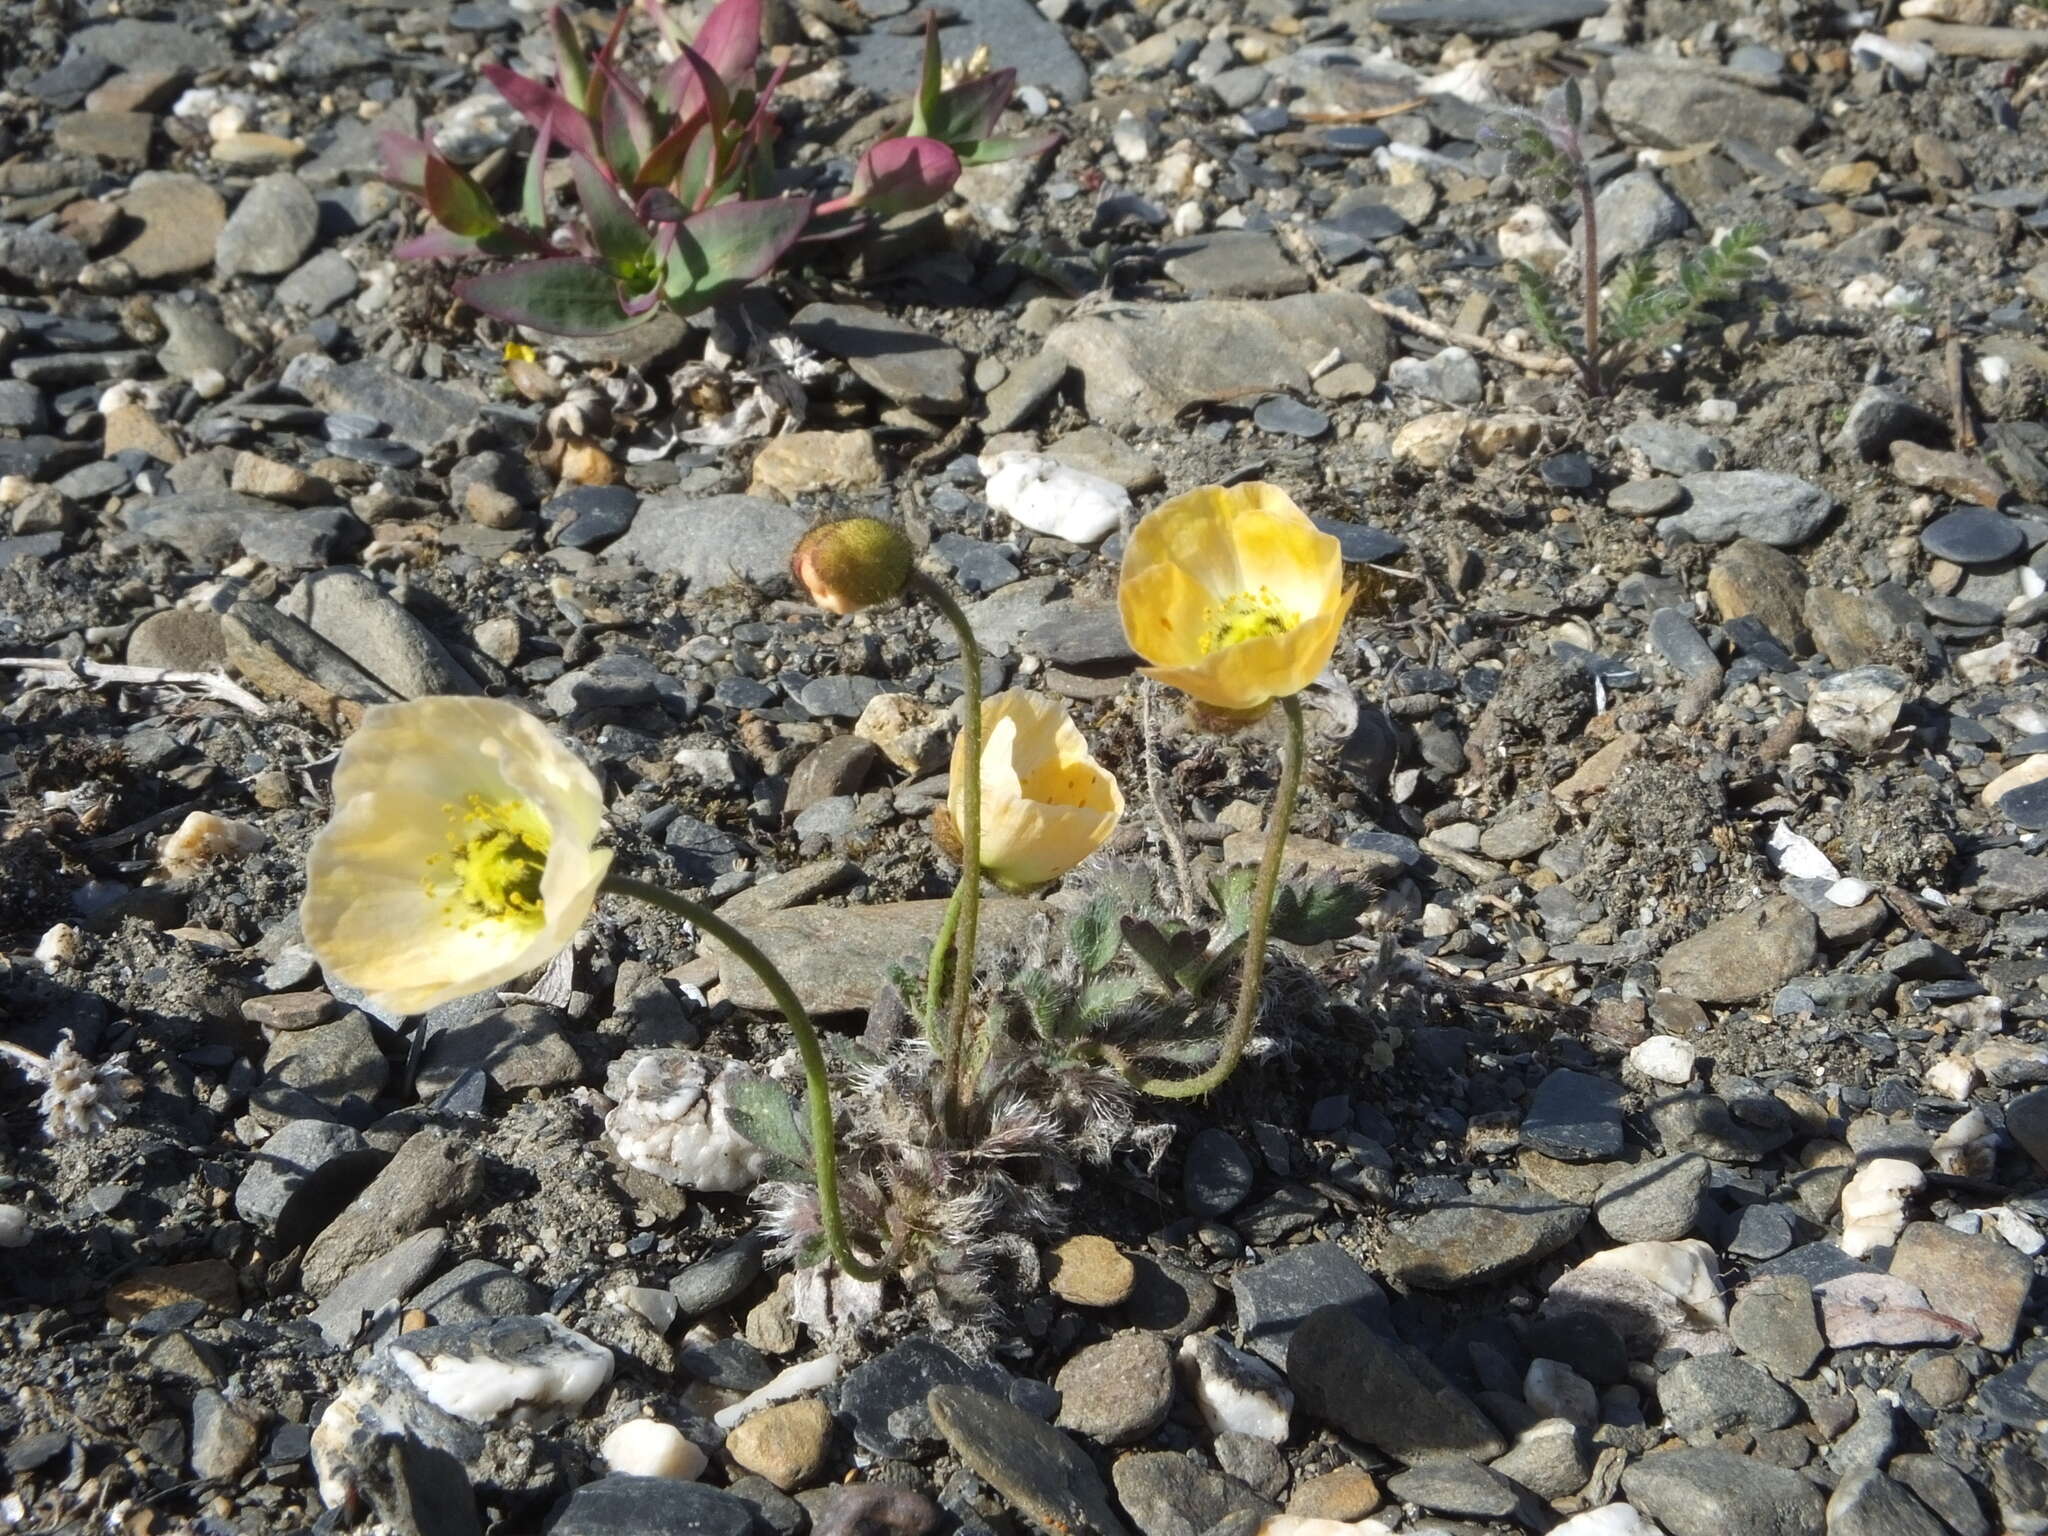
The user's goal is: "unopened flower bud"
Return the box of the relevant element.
[791,518,914,615]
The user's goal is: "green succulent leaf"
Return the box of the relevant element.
[958,130,1061,168]
[548,6,592,113]
[423,153,501,238]
[909,12,945,140]
[1266,878,1374,945]
[661,196,811,310]
[725,1075,813,1172]
[570,151,654,272]
[456,258,644,336]
[483,62,602,167]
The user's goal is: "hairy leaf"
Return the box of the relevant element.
[1120,917,1208,994]
[1515,259,1572,355]
[1077,975,1145,1023]
[457,258,643,335]
[725,1075,812,1171]
[1267,878,1374,945]
[661,196,811,309]
[1067,892,1123,976]
[1209,865,1259,937]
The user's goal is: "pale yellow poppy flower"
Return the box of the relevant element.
[950,691,1123,893]
[302,696,612,1015]
[1118,482,1352,715]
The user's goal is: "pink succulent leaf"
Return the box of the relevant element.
[378,132,432,194]
[395,227,481,260]
[958,129,1062,167]
[484,62,603,166]
[620,282,667,317]
[690,0,763,91]
[570,152,654,270]
[846,135,960,217]
[595,62,654,179]
[456,258,647,336]
[636,187,689,224]
[662,42,732,135]
[661,196,812,310]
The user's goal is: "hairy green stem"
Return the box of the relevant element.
[604,874,888,1282]
[1578,169,1603,396]
[911,573,984,1139]
[923,885,963,1050]
[1120,694,1306,1100]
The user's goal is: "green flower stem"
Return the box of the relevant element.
[924,884,964,1050]
[910,572,983,1139]
[1121,693,1306,1100]
[603,874,888,1283]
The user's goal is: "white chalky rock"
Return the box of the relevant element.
[712,1354,841,1431]
[1581,1239,1726,1328]
[159,810,266,877]
[604,1051,772,1193]
[1931,1108,1996,1180]
[1957,638,2034,687]
[1523,1358,1599,1427]
[0,1204,29,1248]
[602,1419,707,1480]
[1497,204,1573,274]
[1627,1035,1697,1086]
[34,923,82,971]
[1550,1507,1668,1536]
[1923,1054,1980,1101]
[1808,666,1910,753]
[1767,823,1838,881]
[1849,31,1934,82]
[978,451,1129,544]
[1838,1157,1924,1259]
[1179,1332,1292,1443]
[390,1316,614,1427]
[1255,1519,1398,1536]
[1992,1207,2046,1257]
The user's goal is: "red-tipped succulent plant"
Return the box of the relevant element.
[380,0,1062,337]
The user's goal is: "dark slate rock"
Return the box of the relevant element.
[547,485,639,550]
[1660,1356,1803,1439]
[1377,1182,1588,1290]
[1520,1068,1625,1162]
[669,1236,767,1317]
[122,491,365,571]
[1183,1127,1256,1218]
[1827,1469,1948,1536]
[1312,518,1406,564]
[548,1476,755,1536]
[1920,507,2023,566]
[1307,202,1408,265]
[1231,1242,1387,1369]
[840,1337,1022,1458]
[1374,0,1607,36]
[1288,1304,1507,1463]
[926,1386,1130,1536]
[1252,396,1331,439]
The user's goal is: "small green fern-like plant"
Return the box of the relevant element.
[1485,84,1767,394]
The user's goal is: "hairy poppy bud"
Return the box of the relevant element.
[791,518,915,615]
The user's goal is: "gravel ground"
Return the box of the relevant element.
[4,0,2048,1532]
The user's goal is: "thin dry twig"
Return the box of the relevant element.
[1943,331,1976,450]
[1140,680,1199,922]
[1273,225,1577,378]
[1294,97,1430,123]
[0,657,270,717]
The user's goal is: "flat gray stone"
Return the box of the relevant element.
[1659,1355,1802,1440]
[1372,0,1607,35]
[301,1129,486,1298]
[700,898,1046,1014]
[1593,1153,1709,1242]
[1049,293,1392,430]
[1378,1182,1587,1290]
[837,0,1087,104]
[278,569,479,699]
[408,1259,547,1325]
[1287,1304,1506,1463]
[1232,1242,1386,1370]
[607,493,809,593]
[287,355,477,449]
[1827,1469,1948,1536]
[792,303,972,413]
[1603,56,1818,152]
[1659,472,1833,548]
[1159,231,1307,299]
[1659,895,1819,1004]
[1111,1452,1274,1536]
[549,1476,754,1536]
[308,1227,450,1347]
[216,173,320,278]
[1622,1448,1824,1536]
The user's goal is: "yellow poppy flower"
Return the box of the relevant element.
[302,696,612,1016]
[1118,482,1352,715]
[950,691,1124,893]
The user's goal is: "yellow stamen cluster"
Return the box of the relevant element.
[1199,588,1299,655]
[442,794,551,931]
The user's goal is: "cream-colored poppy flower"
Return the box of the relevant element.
[950,691,1123,893]
[1118,482,1352,715]
[302,696,612,1015]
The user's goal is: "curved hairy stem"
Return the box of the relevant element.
[910,573,983,1139]
[604,875,889,1282]
[1119,694,1306,1099]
